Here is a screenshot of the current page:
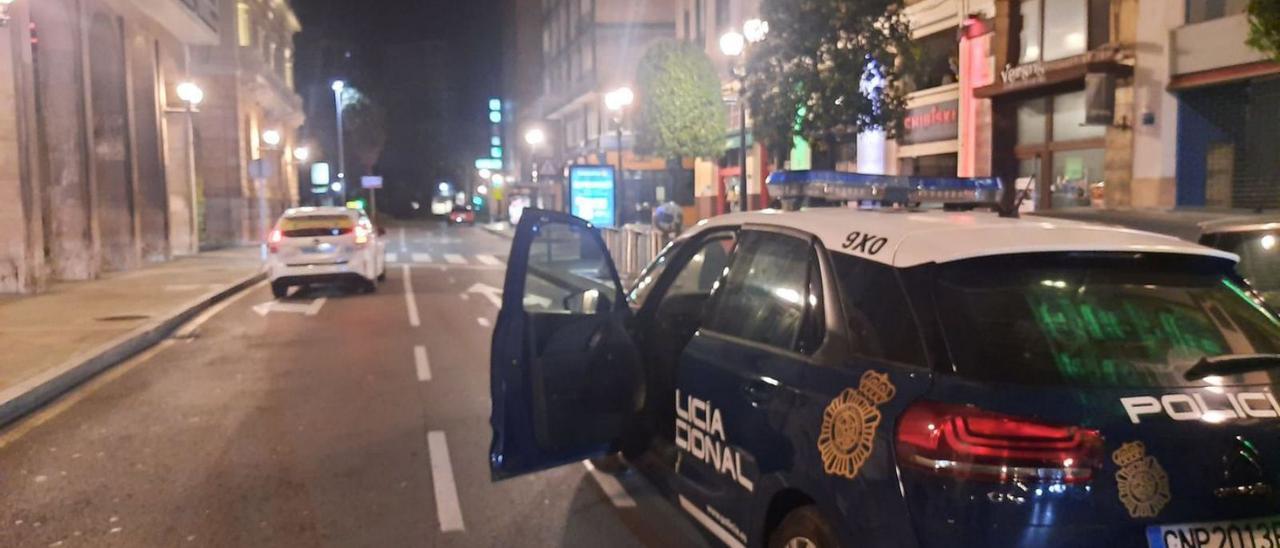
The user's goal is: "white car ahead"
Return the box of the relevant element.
[265,207,387,298]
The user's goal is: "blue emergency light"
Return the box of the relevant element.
[766,170,1002,208]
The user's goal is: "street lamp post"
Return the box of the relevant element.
[604,86,633,225]
[175,81,204,253]
[331,80,348,205]
[524,128,546,212]
[721,19,768,214]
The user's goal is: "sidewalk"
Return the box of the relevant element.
[0,247,265,425]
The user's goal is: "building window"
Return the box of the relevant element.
[1013,90,1108,209]
[237,2,252,47]
[1186,0,1247,24]
[1017,0,1100,64]
[904,30,959,91]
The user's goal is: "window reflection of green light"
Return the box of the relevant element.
[1222,278,1280,329]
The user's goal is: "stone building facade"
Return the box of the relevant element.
[0,0,302,294]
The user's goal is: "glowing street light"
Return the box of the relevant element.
[292,146,310,162]
[524,128,546,147]
[604,86,634,112]
[744,19,769,43]
[175,81,205,107]
[262,129,282,147]
[719,31,745,58]
[478,168,493,179]
[331,79,348,204]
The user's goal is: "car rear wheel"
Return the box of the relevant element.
[271,281,289,299]
[768,506,837,548]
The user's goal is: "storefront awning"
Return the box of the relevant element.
[973,50,1134,100]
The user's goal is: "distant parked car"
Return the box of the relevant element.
[448,205,476,225]
[1199,215,1280,303]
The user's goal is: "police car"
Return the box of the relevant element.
[488,171,1280,548]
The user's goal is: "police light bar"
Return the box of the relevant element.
[766,170,1002,207]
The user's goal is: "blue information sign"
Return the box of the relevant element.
[569,166,617,228]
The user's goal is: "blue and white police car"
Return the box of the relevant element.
[488,172,1280,548]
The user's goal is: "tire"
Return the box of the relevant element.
[271,281,289,299]
[768,506,838,548]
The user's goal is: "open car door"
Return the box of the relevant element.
[489,209,643,480]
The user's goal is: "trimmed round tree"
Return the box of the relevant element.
[635,40,726,162]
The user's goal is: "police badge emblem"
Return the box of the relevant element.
[1113,441,1171,518]
[817,370,896,479]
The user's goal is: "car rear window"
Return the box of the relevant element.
[280,215,354,237]
[934,252,1280,387]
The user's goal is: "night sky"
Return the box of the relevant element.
[290,0,502,211]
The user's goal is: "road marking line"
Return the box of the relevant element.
[385,252,399,263]
[477,317,492,328]
[583,460,638,508]
[414,345,431,381]
[399,227,407,252]
[412,253,433,263]
[679,495,744,548]
[174,280,266,338]
[444,254,466,265]
[427,431,466,532]
[306,297,327,316]
[475,254,501,266]
[402,265,420,327]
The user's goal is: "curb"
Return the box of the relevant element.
[0,270,267,428]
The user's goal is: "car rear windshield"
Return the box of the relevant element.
[934,253,1280,387]
[280,215,354,237]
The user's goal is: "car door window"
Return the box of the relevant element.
[524,222,619,314]
[666,235,736,298]
[704,231,822,353]
[829,253,927,366]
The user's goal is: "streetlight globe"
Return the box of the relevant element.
[720,31,746,57]
[262,129,282,147]
[175,81,204,106]
[478,168,493,179]
[491,174,505,186]
[477,185,489,196]
[744,19,769,43]
[331,80,345,93]
[524,128,546,146]
[292,146,310,162]
[605,86,634,112]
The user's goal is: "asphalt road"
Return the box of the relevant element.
[0,221,708,548]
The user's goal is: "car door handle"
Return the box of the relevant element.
[742,380,776,404]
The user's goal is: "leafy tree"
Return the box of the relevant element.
[744,0,912,157]
[635,40,727,159]
[1248,0,1280,61]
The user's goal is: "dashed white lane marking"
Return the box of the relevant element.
[444,254,466,265]
[427,431,466,532]
[385,252,399,263]
[412,253,433,263]
[583,460,637,508]
[306,298,326,316]
[476,317,492,328]
[475,254,501,266]
[414,345,431,381]
[402,265,420,327]
[399,227,408,252]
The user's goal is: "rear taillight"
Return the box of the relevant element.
[895,401,1102,484]
[268,229,282,253]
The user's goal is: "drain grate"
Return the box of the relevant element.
[95,314,151,322]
